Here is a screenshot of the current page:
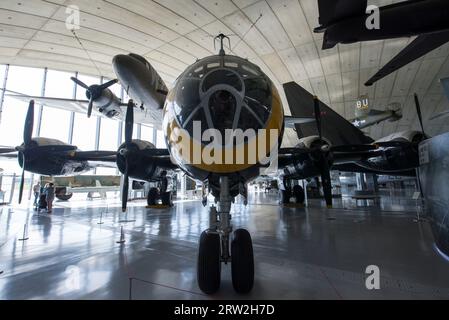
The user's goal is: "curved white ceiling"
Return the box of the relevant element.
[0,0,449,143]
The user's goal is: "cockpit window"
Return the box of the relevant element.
[171,55,274,141]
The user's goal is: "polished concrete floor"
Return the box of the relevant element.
[0,190,448,300]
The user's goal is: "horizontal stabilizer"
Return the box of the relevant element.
[284,116,315,128]
[366,31,449,86]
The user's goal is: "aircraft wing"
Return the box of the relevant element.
[5,92,108,117]
[66,151,117,162]
[317,0,367,29]
[284,116,315,128]
[67,149,176,170]
[5,92,162,129]
[119,104,163,129]
[366,30,449,86]
[332,162,416,177]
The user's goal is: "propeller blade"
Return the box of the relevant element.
[313,96,322,140]
[121,171,129,212]
[24,100,35,145]
[18,164,25,204]
[70,77,89,90]
[125,100,134,145]
[320,161,333,208]
[414,93,425,136]
[0,147,17,154]
[87,98,94,118]
[100,79,118,90]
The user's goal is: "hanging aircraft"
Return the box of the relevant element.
[0,34,430,295]
[315,0,449,86]
[349,97,402,130]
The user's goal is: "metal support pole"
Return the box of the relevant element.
[137,124,142,140]
[9,173,16,204]
[93,77,103,175]
[36,68,47,137]
[28,67,47,201]
[0,64,10,125]
[68,71,78,145]
[151,127,157,145]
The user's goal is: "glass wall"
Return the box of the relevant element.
[0,63,172,200]
[40,70,74,142]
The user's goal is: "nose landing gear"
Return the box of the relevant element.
[197,177,254,294]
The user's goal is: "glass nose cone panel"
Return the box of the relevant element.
[171,55,275,143]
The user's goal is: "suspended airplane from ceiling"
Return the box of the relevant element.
[315,0,449,86]
[349,96,402,129]
[0,34,430,296]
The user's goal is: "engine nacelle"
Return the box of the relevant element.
[282,136,332,179]
[18,138,89,176]
[296,135,332,151]
[376,130,426,144]
[117,140,167,182]
[90,88,122,118]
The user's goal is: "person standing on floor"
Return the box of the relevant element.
[45,183,55,214]
[33,181,41,209]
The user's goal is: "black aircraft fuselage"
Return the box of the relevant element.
[112,53,167,110]
[321,0,449,49]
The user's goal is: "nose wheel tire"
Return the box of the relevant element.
[197,231,221,294]
[147,187,159,206]
[231,229,254,294]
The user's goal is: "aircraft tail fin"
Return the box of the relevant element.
[283,82,373,145]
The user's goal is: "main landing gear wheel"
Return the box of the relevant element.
[161,191,173,207]
[231,229,254,294]
[197,231,221,294]
[293,185,305,204]
[147,187,159,206]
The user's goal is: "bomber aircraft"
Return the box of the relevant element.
[0,34,428,294]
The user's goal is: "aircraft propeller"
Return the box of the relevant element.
[70,77,118,118]
[120,100,135,212]
[10,100,36,204]
[414,93,426,137]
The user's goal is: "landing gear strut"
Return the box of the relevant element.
[197,177,254,294]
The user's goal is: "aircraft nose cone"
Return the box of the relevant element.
[112,54,133,68]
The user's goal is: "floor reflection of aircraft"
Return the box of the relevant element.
[0,34,429,295]
[315,0,449,85]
